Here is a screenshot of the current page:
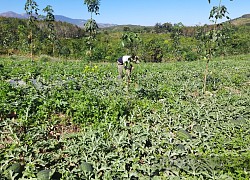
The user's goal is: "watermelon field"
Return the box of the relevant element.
[0,55,250,179]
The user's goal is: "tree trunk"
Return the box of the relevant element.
[30,30,33,61]
[203,59,209,93]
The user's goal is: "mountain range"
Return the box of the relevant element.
[0,11,117,28]
[1,11,250,29]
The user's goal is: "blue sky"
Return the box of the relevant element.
[0,0,249,26]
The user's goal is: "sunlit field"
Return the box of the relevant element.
[0,54,249,179]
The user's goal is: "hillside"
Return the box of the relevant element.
[1,11,250,29]
[242,14,250,18]
[230,14,250,26]
[0,11,117,28]
[102,13,250,33]
[0,16,85,39]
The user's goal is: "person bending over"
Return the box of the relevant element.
[117,55,139,80]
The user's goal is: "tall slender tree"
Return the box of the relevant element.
[25,0,39,61]
[83,0,100,60]
[203,0,232,92]
[170,23,184,61]
[43,5,57,56]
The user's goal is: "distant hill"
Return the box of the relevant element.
[103,14,250,32]
[0,11,27,19]
[0,11,117,28]
[1,11,249,30]
[230,14,250,26]
[241,14,250,18]
[53,15,117,28]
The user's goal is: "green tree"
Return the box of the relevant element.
[17,25,29,54]
[83,0,100,60]
[162,22,173,32]
[154,23,163,33]
[143,39,163,62]
[123,26,131,32]
[25,0,39,61]
[170,22,184,61]
[0,22,16,55]
[43,5,57,56]
[121,32,141,55]
[203,0,233,92]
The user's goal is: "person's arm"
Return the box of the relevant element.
[124,61,130,68]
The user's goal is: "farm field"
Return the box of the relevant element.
[0,55,250,179]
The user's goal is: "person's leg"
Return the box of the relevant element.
[117,64,124,79]
[125,66,133,80]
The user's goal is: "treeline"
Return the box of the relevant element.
[0,17,84,56]
[0,16,250,62]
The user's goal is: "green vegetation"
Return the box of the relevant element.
[83,0,100,61]
[0,0,249,179]
[24,0,39,61]
[1,15,250,62]
[0,54,249,179]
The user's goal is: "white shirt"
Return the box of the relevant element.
[122,55,131,63]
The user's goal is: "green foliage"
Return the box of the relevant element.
[170,23,184,61]
[1,1,250,62]
[84,19,98,35]
[43,5,57,56]
[25,0,40,61]
[83,0,100,61]
[121,32,141,55]
[43,5,55,22]
[142,38,163,62]
[25,0,39,24]
[153,22,173,33]
[84,0,100,16]
[39,54,52,62]
[203,0,233,92]
[37,169,55,180]
[0,55,249,179]
[0,17,85,57]
[3,163,24,179]
[80,162,94,172]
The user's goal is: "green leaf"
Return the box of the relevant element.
[80,162,94,172]
[6,163,23,174]
[37,169,54,180]
[176,129,191,140]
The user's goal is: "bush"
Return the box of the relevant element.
[39,55,52,62]
[184,50,198,61]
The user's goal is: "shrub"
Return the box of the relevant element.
[39,54,52,62]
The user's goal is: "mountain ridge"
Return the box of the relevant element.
[229,13,250,26]
[0,11,117,28]
[1,11,250,28]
